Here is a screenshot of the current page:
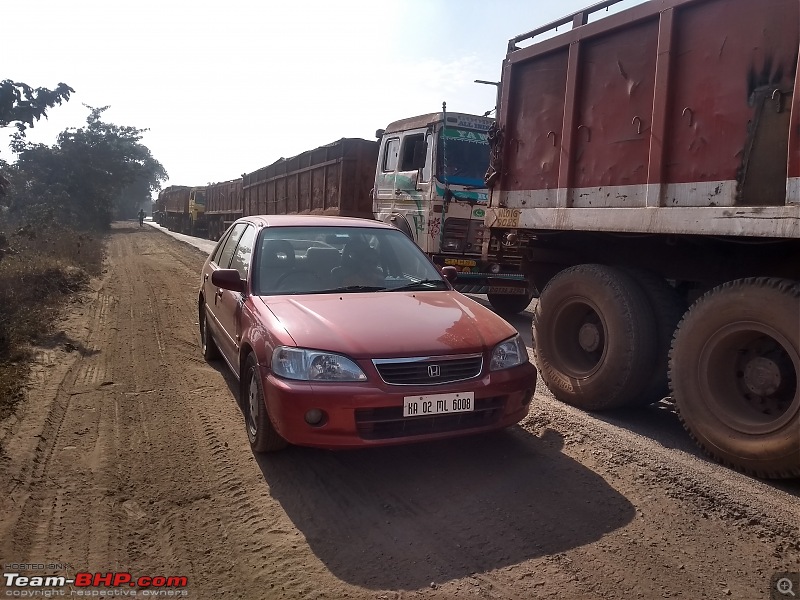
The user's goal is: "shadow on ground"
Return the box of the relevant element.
[255,427,635,589]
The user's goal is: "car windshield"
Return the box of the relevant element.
[252,225,447,295]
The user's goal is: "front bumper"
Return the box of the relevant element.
[261,362,537,449]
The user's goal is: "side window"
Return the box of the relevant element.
[229,225,256,280]
[399,133,426,172]
[216,223,247,269]
[210,229,233,264]
[382,138,400,172]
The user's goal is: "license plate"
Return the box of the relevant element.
[403,392,475,417]
[488,286,528,295]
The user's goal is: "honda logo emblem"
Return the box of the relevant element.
[427,365,441,378]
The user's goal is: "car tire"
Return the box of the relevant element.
[533,264,657,410]
[669,278,800,478]
[200,303,220,361]
[243,353,288,453]
[622,267,687,405]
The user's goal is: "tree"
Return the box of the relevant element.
[6,106,167,229]
[0,80,73,150]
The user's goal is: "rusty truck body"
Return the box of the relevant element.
[485,0,799,476]
[241,138,378,222]
[205,178,243,241]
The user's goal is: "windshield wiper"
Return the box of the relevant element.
[388,279,448,291]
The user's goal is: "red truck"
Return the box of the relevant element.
[485,0,799,477]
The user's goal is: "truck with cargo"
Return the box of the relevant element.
[484,0,799,477]
[222,121,533,314]
[153,185,207,234]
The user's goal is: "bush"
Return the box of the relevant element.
[0,219,104,419]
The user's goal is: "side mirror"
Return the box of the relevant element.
[441,266,458,283]
[211,269,246,293]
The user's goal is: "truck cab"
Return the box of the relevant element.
[373,111,532,314]
[188,187,207,236]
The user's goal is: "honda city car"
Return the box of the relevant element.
[198,215,536,452]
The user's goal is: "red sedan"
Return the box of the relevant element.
[198,215,537,452]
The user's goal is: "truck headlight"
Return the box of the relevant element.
[272,347,367,381]
[490,335,528,371]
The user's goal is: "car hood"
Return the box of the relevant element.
[257,291,517,358]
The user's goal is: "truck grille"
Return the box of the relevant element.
[354,397,505,440]
[372,354,483,385]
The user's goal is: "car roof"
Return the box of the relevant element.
[238,215,394,230]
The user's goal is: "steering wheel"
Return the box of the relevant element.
[274,270,319,290]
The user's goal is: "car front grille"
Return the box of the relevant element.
[354,397,505,440]
[372,354,483,385]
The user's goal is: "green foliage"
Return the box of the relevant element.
[4,106,167,229]
[0,79,73,149]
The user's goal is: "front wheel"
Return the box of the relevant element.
[669,278,800,478]
[199,303,220,361]
[242,353,288,453]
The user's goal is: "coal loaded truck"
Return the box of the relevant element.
[196,112,534,314]
[483,0,799,477]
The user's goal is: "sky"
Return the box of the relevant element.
[2,0,645,193]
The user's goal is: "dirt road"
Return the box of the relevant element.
[1,225,798,599]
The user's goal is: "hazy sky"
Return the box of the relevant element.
[3,0,645,190]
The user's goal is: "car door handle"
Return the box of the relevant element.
[215,289,224,298]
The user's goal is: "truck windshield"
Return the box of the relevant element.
[437,127,489,187]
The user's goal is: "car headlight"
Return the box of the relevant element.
[490,334,528,371]
[272,347,367,382]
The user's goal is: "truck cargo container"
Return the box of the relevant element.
[205,178,243,241]
[484,0,799,476]
[241,138,377,220]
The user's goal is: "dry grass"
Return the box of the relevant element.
[0,222,104,419]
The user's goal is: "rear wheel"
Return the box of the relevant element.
[622,268,687,404]
[669,278,800,478]
[243,353,288,453]
[199,303,220,361]
[533,264,657,410]
[488,291,536,315]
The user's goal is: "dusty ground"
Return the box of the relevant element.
[1,224,798,599]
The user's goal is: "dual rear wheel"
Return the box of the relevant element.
[533,266,799,477]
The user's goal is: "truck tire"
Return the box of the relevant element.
[533,264,657,410]
[669,278,800,478]
[488,291,535,315]
[622,267,687,405]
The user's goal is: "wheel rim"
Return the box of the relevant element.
[700,322,799,434]
[247,373,260,438]
[550,298,607,377]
